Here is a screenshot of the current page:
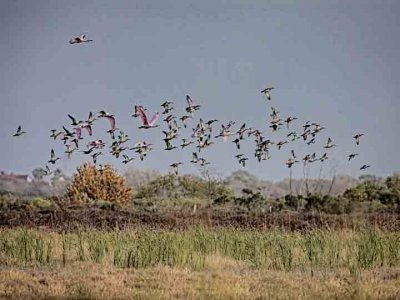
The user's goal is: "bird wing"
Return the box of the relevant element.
[137,107,149,125]
[149,112,160,126]
[83,124,92,136]
[68,114,77,124]
[74,127,82,139]
[105,116,116,130]
[63,126,72,135]
[186,95,193,106]
[50,149,55,160]
[164,139,171,148]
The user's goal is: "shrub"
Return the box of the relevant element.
[67,163,133,206]
[234,188,266,210]
[135,174,234,202]
[29,197,53,209]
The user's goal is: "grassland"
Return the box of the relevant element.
[0,227,399,299]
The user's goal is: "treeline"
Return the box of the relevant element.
[0,164,399,214]
[133,173,400,214]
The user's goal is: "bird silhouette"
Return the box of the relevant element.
[48,149,61,164]
[13,126,26,137]
[348,153,358,161]
[261,87,274,100]
[69,34,93,44]
[353,134,364,145]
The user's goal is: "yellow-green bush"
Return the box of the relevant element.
[29,197,53,209]
[67,163,133,206]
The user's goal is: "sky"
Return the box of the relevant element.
[0,0,399,181]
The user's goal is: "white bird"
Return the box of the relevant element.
[69,34,93,44]
[261,87,274,100]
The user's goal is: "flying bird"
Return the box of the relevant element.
[64,144,76,159]
[353,134,364,145]
[74,124,92,139]
[324,138,336,149]
[170,162,183,175]
[13,126,26,137]
[48,149,61,164]
[179,115,192,128]
[98,111,116,131]
[50,129,62,140]
[261,87,274,100]
[286,158,299,168]
[122,155,134,164]
[360,164,371,170]
[185,95,201,114]
[42,165,53,176]
[68,114,82,126]
[284,116,297,128]
[136,107,160,129]
[69,34,93,44]
[348,153,358,161]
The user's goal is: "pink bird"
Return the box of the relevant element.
[88,139,105,149]
[74,124,92,139]
[137,107,160,129]
[98,111,116,131]
[132,105,146,117]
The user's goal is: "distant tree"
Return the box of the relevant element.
[51,169,65,182]
[234,188,265,210]
[124,167,160,189]
[32,168,44,181]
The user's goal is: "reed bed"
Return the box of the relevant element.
[0,227,399,274]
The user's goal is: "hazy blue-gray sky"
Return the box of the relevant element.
[1,0,399,181]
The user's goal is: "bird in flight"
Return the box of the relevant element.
[286,157,299,168]
[324,138,336,149]
[50,129,62,140]
[41,165,53,176]
[64,144,76,159]
[13,126,26,137]
[98,111,116,131]
[348,153,358,161]
[360,164,371,170]
[122,155,134,164]
[68,114,82,126]
[185,95,201,114]
[48,149,61,164]
[136,106,160,129]
[284,116,297,128]
[69,34,93,44]
[261,87,274,100]
[353,134,364,145]
[74,124,92,139]
[170,162,183,175]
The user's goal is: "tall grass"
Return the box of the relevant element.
[0,227,399,273]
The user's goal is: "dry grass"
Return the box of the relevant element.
[0,260,399,299]
[1,228,399,299]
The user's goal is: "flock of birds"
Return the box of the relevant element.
[12,34,371,177]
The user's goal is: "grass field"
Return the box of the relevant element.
[0,227,399,299]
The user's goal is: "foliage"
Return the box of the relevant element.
[135,174,234,203]
[66,163,133,206]
[0,228,398,272]
[31,168,44,181]
[234,188,266,210]
[29,197,53,209]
